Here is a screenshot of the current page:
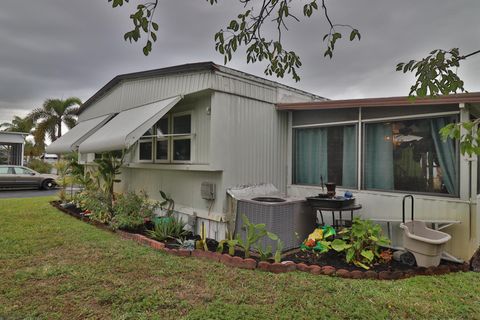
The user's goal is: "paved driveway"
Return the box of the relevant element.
[0,187,80,199]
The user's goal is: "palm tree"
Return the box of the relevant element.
[29,97,82,143]
[0,115,34,133]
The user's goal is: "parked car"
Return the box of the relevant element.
[0,165,57,190]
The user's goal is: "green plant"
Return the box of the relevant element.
[54,160,73,203]
[77,190,111,223]
[255,244,272,261]
[274,239,284,263]
[217,231,239,256]
[94,151,124,213]
[26,159,52,174]
[147,215,188,242]
[236,214,277,258]
[331,218,390,270]
[111,191,158,231]
[195,223,209,251]
[159,190,175,217]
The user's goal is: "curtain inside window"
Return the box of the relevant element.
[295,128,328,184]
[342,126,357,188]
[430,118,458,195]
[365,123,394,190]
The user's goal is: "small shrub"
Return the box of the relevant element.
[27,159,52,174]
[111,191,158,231]
[331,218,390,269]
[147,216,188,242]
[236,214,279,258]
[76,190,111,224]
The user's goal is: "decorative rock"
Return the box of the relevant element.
[296,263,310,272]
[461,262,470,272]
[177,249,191,257]
[149,240,165,250]
[391,271,404,280]
[239,258,257,270]
[229,256,243,268]
[336,269,351,279]
[350,270,364,279]
[308,265,322,275]
[258,261,270,272]
[220,254,233,267]
[322,266,336,276]
[269,262,292,274]
[281,261,297,272]
[192,250,211,259]
[364,270,378,279]
[378,271,393,280]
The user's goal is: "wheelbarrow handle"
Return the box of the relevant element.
[402,195,414,224]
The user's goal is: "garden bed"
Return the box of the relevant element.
[50,200,470,280]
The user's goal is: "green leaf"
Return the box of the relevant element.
[361,250,374,262]
[331,239,350,252]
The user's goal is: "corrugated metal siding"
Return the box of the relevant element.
[79,72,214,121]
[211,92,289,194]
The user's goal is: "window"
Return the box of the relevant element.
[138,113,192,163]
[155,117,169,161]
[172,114,192,162]
[364,116,458,195]
[138,126,154,161]
[14,167,33,174]
[0,167,13,174]
[293,125,357,188]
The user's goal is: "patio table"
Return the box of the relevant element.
[310,204,362,229]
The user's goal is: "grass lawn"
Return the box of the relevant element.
[1,197,479,319]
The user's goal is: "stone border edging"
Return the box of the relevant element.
[51,201,471,280]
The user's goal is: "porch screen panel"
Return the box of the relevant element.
[294,125,357,188]
[294,128,328,185]
[364,116,458,195]
[364,123,394,190]
[342,126,357,188]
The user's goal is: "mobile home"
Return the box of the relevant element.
[47,62,480,260]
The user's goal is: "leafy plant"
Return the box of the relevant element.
[77,190,111,223]
[217,231,239,256]
[54,160,73,204]
[274,239,284,264]
[236,214,278,259]
[159,190,175,217]
[255,244,272,261]
[195,222,209,251]
[147,215,187,242]
[331,218,390,270]
[111,191,158,231]
[94,151,124,212]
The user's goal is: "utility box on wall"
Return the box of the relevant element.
[201,182,216,200]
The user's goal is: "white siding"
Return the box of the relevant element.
[210,92,289,194]
[79,72,214,121]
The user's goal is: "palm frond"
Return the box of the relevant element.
[63,115,77,129]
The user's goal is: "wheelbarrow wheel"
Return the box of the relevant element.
[400,251,416,267]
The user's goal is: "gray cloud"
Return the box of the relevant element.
[0,0,479,122]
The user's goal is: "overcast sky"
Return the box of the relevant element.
[0,0,479,123]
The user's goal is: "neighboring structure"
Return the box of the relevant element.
[47,61,480,260]
[0,132,27,166]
